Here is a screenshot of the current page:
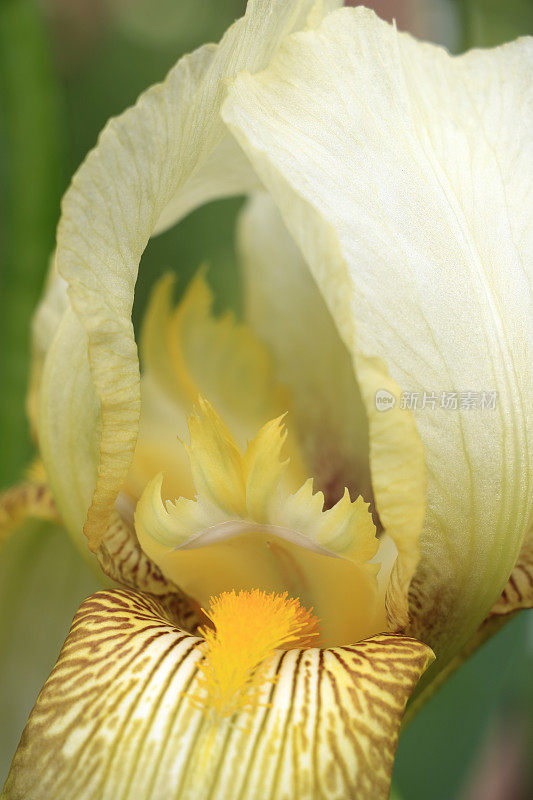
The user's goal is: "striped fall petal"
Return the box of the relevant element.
[404,544,533,722]
[491,532,533,616]
[1,589,433,800]
[0,483,60,546]
[96,509,203,632]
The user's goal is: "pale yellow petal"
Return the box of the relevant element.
[238,192,373,509]
[356,355,425,630]
[223,7,533,667]
[26,260,68,439]
[123,373,195,505]
[238,178,424,634]
[38,309,101,560]
[140,271,289,449]
[243,414,290,521]
[187,398,246,516]
[2,588,433,800]
[43,0,339,552]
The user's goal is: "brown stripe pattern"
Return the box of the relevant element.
[492,533,533,615]
[3,589,433,800]
[0,483,60,545]
[97,512,202,631]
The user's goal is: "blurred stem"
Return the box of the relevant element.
[0,0,64,488]
[389,783,405,800]
[402,611,518,729]
[452,0,471,53]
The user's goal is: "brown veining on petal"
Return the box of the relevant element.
[4,587,433,800]
[492,533,533,615]
[0,482,60,544]
[97,511,202,632]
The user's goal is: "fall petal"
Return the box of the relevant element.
[492,530,533,615]
[96,509,202,631]
[223,7,533,661]
[0,483,59,547]
[2,588,433,800]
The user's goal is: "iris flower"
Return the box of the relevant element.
[1,2,532,798]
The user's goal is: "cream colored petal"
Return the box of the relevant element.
[38,309,101,560]
[238,195,424,629]
[2,588,433,800]
[238,193,373,509]
[26,260,68,439]
[223,7,533,665]
[356,355,425,631]
[45,0,341,552]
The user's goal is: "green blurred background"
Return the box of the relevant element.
[0,0,532,796]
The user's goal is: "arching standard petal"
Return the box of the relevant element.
[42,0,341,552]
[2,589,433,800]
[238,193,373,509]
[38,309,101,556]
[26,261,68,440]
[237,193,425,630]
[222,7,533,665]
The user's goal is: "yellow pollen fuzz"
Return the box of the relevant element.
[195,589,320,718]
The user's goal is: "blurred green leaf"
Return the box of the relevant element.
[0,0,65,488]
[454,0,533,48]
[0,520,101,786]
[134,197,245,338]
[394,611,533,800]
[114,0,246,51]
